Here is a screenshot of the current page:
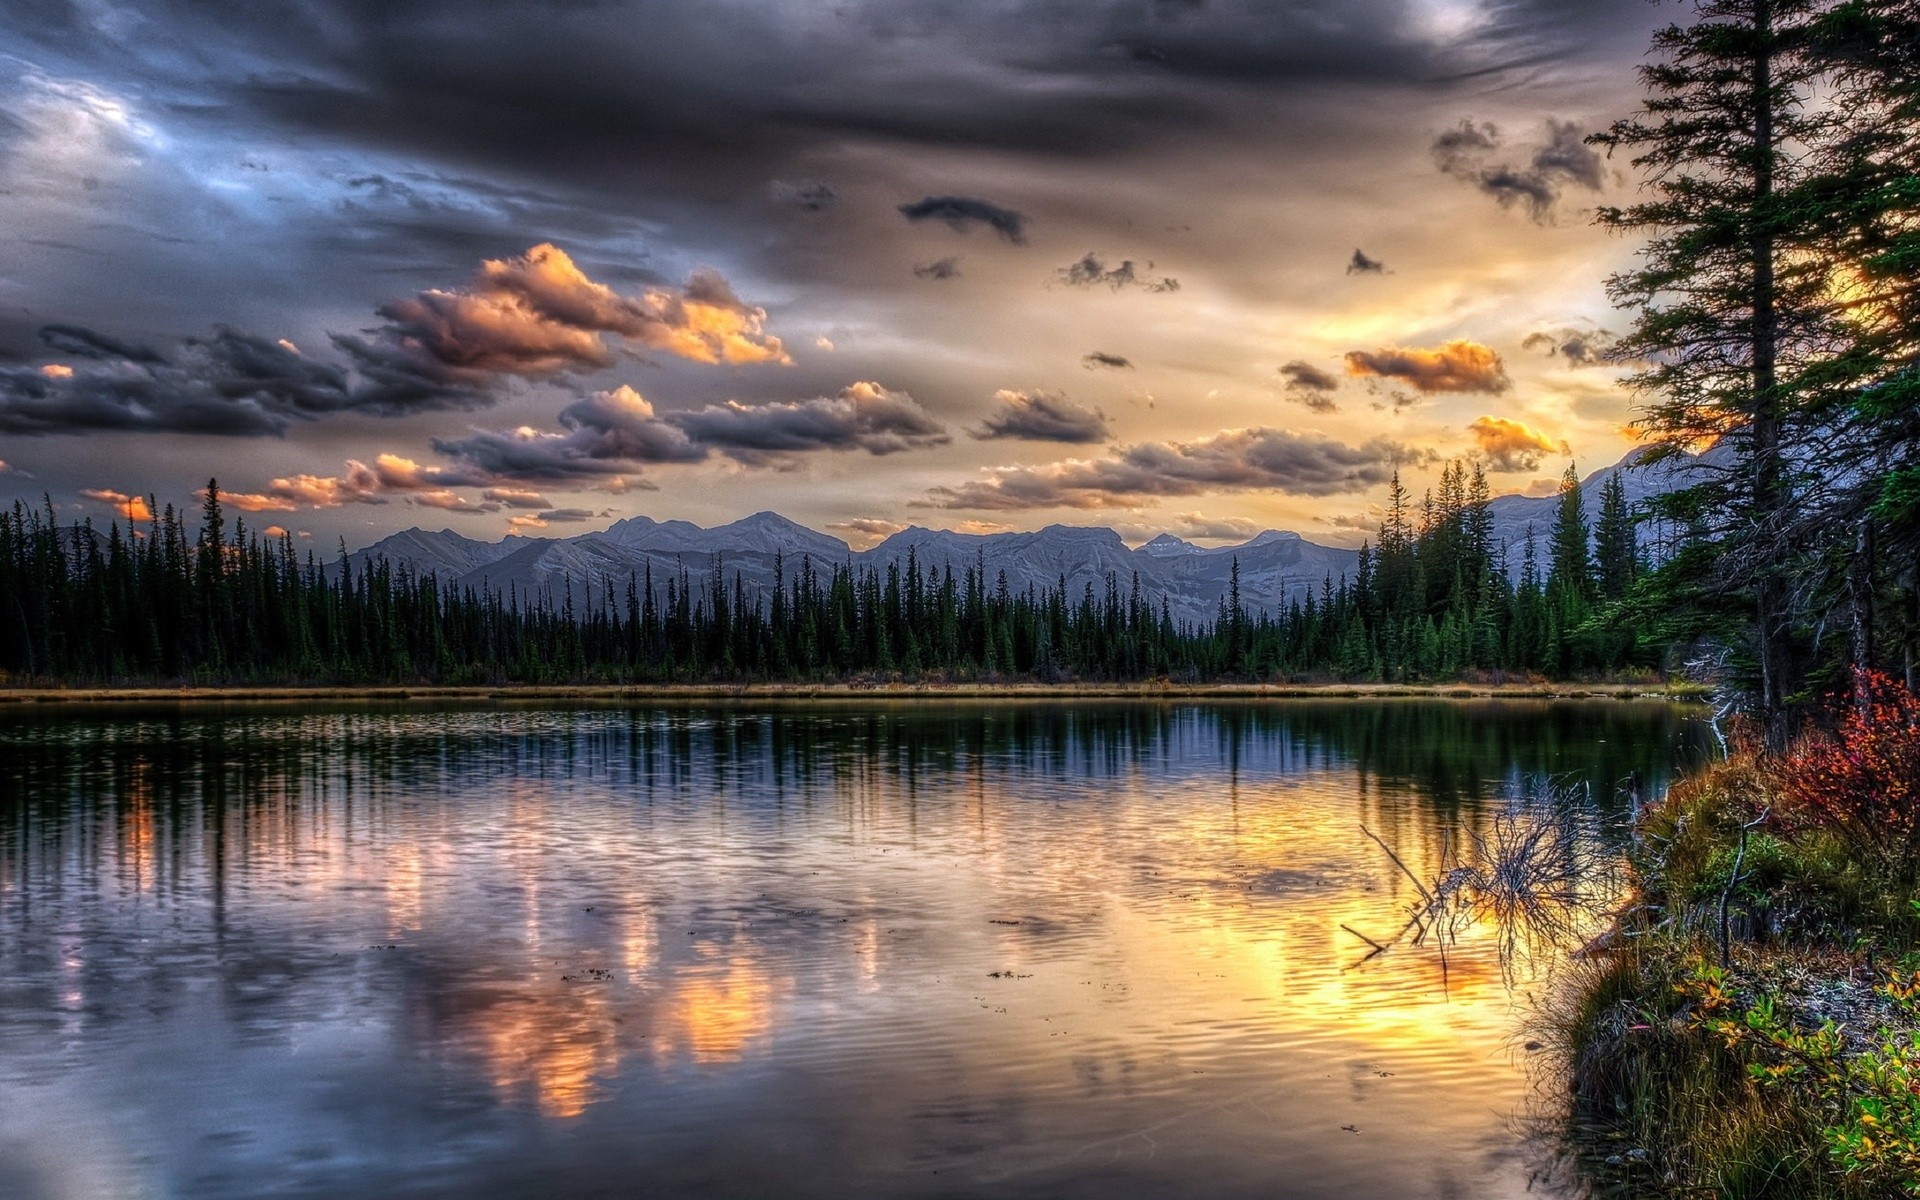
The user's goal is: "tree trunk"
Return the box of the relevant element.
[1750,0,1794,752]
[1849,519,1876,706]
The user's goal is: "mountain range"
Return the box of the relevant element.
[350,449,1689,625]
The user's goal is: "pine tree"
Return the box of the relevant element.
[1548,464,1593,601]
[1801,0,1920,686]
[1594,472,1640,601]
[1593,0,1835,743]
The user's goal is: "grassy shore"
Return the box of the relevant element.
[1543,674,1920,1198]
[0,679,1714,706]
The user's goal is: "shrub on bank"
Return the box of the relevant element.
[1684,959,1920,1197]
[1549,674,1920,1199]
[1779,670,1920,891]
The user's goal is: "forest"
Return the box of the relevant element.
[3,461,1649,686]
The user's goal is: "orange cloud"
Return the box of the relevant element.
[411,489,496,513]
[220,491,300,512]
[382,244,790,375]
[80,488,152,522]
[223,455,480,512]
[1468,415,1567,472]
[40,363,73,379]
[826,517,908,547]
[482,487,552,509]
[223,469,376,511]
[1345,339,1510,394]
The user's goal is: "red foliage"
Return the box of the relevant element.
[1778,670,1920,883]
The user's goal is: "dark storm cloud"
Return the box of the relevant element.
[39,0,1649,193]
[913,257,962,281]
[772,180,837,211]
[971,390,1110,444]
[0,246,790,437]
[0,2,1659,313]
[38,324,167,364]
[327,172,649,267]
[432,386,702,483]
[1532,119,1605,191]
[1431,120,1501,175]
[323,331,490,417]
[898,196,1028,243]
[1523,326,1616,367]
[0,323,482,437]
[1476,166,1557,215]
[1432,117,1605,221]
[1082,352,1133,370]
[1346,249,1387,275]
[1056,252,1180,293]
[925,427,1419,510]
[1279,360,1340,411]
[673,383,951,465]
[431,382,950,483]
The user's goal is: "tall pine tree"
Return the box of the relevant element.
[1593,0,1834,744]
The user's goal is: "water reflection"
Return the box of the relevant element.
[0,700,1709,1200]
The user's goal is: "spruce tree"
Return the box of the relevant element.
[1594,472,1640,601]
[1593,0,1834,743]
[1802,0,1920,684]
[1548,464,1593,600]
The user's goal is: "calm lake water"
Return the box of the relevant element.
[0,699,1711,1200]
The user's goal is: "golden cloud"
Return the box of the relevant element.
[1467,415,1566,473]
[1345,339,1510,394]
[80,488,152,522]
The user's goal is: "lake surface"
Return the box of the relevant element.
[0,699,1711,1200]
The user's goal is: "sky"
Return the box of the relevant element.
[0,0,1671,552]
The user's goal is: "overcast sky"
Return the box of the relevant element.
[0,0,1671,550]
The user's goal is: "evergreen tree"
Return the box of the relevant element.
[1593,0,1836,743]
[1548,463,1593,601]
[1799,0,1920,686]
[1594,473,1640,601]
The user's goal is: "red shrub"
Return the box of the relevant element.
[1778,669,1920,885]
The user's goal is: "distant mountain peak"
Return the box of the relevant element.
[1141,533,1201,557]
[1238,530,1301,548]
[346,512,1364,626]
[731,510,804,528]
[1036,523,1125,543]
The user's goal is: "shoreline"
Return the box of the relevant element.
[0,680,1712,706]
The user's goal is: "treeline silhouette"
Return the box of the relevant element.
[1,464,1649,685]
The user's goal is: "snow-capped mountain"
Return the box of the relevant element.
[347,449,1696,623]
[351,515,1359,626]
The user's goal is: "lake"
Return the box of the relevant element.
[0,699,1711,1199]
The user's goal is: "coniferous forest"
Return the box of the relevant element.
[3,461,1658,686]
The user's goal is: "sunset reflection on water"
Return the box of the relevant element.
[0,700,1709,1200]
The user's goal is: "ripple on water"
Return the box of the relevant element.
[0,699,1711,1200]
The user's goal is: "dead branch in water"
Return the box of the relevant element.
[1351,799,1606,976]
